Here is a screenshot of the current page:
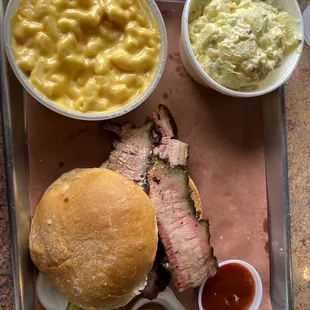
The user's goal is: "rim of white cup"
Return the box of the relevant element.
[198,259,263,310]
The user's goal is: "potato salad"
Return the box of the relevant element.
[188,0,301,90]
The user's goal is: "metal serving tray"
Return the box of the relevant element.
[0,0,292,309]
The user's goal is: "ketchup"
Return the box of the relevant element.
[201,263,255,310]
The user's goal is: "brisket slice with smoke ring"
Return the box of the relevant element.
[148,159,218,291]
[153,137,189,166]
[149,105,218,291]
[102,121,154,191]
[152,105,188,167]
[152,104,178,138]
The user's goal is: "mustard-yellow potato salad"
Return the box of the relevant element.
[12,0,160,113]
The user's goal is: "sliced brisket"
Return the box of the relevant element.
[148,159,218,291]
[141,263,171,299]
[149,105,217,291]
[152,105,178,138]
[103,121,154,190]
[152,106,188,166]
[153,137,188,166]
[103,119,171,298]
[104,105,218,294]
[141,240,172,299]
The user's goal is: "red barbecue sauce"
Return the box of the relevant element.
[201,263,255,310]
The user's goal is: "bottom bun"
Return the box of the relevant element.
[189,177,202,216]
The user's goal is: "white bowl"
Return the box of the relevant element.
[180,0,304,98]
[303,5,310,46]
[3,0,167,121]
[198,259,263,310]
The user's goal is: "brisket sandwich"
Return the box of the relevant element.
[29,105,218,310]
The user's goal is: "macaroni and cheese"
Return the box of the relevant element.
[12,0,161,113]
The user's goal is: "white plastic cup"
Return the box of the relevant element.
[180,0,304,98]
[198,259,263,310]
[3,0,167,121]
[303,5,310,46]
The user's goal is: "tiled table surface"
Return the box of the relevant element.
[0,1,310,309]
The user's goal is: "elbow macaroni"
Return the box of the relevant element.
[11,0,160,113]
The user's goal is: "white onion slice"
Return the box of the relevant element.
[36,272,69,310]
[100,161,109,168]
[131,287,186,310]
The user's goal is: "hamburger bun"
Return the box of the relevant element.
[29,168,158,310]
[189,177,202,216]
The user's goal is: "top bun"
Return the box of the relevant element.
[29,168,158,310]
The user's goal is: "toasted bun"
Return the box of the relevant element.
[189,177,202,216]
[29,168,158,310]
